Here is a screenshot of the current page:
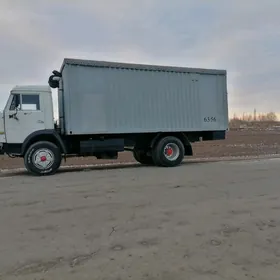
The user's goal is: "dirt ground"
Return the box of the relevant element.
[1,158,280,279]
[1,130,280,170]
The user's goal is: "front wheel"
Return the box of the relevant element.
[24,141,62,176]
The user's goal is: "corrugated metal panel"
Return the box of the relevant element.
[61,58,226,75]
[61,64,228,135]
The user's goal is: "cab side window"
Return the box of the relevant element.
[21,94,40,111]
[9,94,20,111]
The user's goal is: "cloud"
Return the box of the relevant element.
[0,0,280,116]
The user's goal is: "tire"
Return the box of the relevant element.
[133,149,154,165]
[152,136,185,167]
[24,141,62,176]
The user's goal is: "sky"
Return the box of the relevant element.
[0,0,279,117]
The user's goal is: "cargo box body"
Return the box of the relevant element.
[58,59,228,135]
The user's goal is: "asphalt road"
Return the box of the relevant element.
[1,158,280,279]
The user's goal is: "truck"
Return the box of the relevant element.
[0,58,228,176]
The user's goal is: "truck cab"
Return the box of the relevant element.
[0,85,55,154]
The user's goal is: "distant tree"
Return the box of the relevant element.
[257,112,277,121]
[257,113,265,121]
[244,114,253,122]
[230,111,278,122]
[265,112,277,121]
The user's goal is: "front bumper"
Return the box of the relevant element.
[0,143,4,155]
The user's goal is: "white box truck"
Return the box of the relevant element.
[0,58,228,176]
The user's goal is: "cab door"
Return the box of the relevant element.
[4,93,46,143]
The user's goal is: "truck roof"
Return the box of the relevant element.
[61,58,227,75]
[11,85,51,93]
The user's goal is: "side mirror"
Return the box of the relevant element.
[9,112,19,120]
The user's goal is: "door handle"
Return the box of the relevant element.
[37,120,44,123]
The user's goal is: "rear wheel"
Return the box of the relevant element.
[24,141,62,176]
[152,136,185,167]
[133,149,154,165]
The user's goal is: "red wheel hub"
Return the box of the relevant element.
[40,156,47,162]
[165,147,173,156]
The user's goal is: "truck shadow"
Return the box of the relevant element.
[0,160,210,178]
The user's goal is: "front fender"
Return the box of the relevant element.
[21,129,67,155]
